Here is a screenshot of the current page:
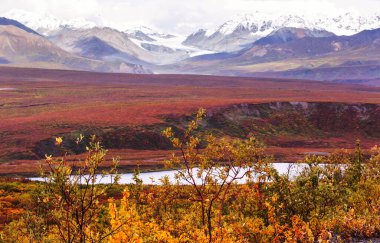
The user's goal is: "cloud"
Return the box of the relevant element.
[0,0,378,34]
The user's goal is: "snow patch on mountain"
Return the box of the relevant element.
[3,9,96,35]
[125,26,176,40]
[207,12,380,37]
[183,11,380,52]
[128,32,215,57]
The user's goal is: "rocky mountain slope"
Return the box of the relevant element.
[48,26,201,65]
[0,17,40,35]
[0,20,151,73]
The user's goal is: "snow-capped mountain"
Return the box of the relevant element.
[47,25,212,66]
[1,9,214,62]
[217,12,379,36]
[183,12,380,52]
[1,8,379,75]
[3,9,97,35]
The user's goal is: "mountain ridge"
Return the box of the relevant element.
[183,12,380,52]
[0,17,40,36]
[0,11,379,84]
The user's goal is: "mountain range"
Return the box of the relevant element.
[0,9,379,84]
[170,27,380,84]
[183,12,380,52]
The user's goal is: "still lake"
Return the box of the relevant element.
[28,163,330,185]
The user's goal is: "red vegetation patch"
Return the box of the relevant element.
[1,67,380,174]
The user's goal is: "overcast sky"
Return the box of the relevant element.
[0,0,379,34]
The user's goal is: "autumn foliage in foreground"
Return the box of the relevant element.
[1,109,380,242]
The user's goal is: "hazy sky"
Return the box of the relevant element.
[0,0,379,34]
